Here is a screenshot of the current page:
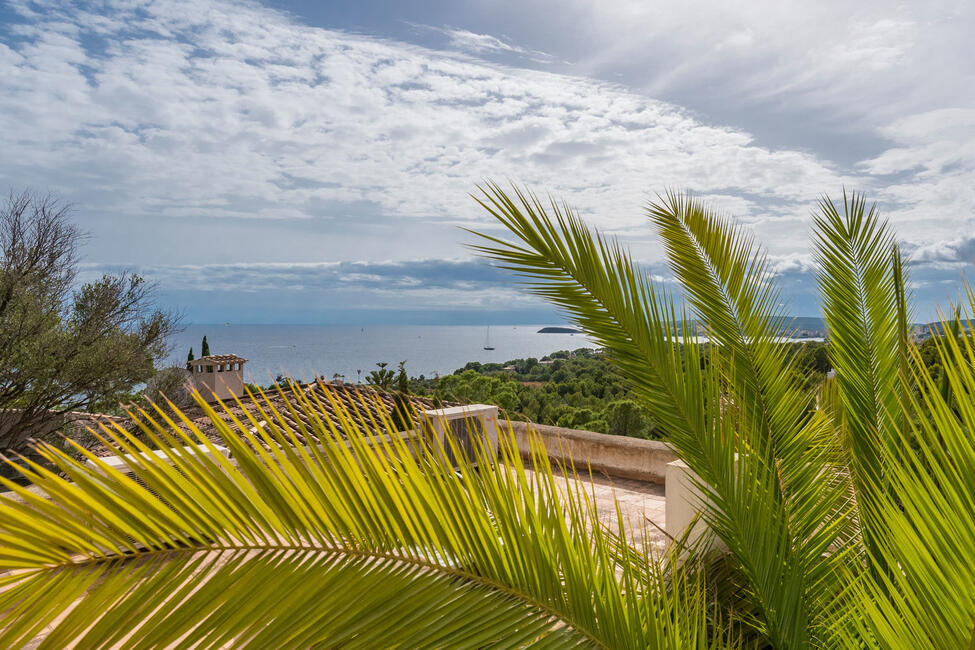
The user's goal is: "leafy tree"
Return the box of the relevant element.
[0,190,178,456]
[555,406,594,430]
[490,384,520,414]
[580,416,608,434]
[200,335,210,357]
[602,399,654,438]
[141,366,193,414]
[391,360,413,431]
[366,361,394,390]
[395,360,409,394]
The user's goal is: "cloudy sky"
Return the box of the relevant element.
[1,0,973,323]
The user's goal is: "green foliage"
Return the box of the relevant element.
[186,346,194,369]
[394,360,409,394]
[7,182,975,646]
[416,348,632,425]
[470,182,975,647]
[391,360,413,431]
[418,343,825,441]
[603,399,654,438]
[200,335,210,357]
[0,190,178,455]
[366,361,394,390]
[0,384,719,647]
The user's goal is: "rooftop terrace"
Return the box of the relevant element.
[1,393,688,646]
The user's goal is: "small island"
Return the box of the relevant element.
[537,326,583,334]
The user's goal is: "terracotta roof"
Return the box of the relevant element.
[90,381,452,456]
[191,354,248,364]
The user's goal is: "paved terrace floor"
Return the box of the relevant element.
[535,466,669,553]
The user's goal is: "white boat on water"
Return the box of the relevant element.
[483,326,495,350]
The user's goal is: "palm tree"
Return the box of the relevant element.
[0,384,714,647]
[1,184,974,647]
[470,183,975,647]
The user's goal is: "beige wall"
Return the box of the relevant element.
[504,419,677,484]
[421,405,499,452]
[665,459,728,553]
[190,368,244,402]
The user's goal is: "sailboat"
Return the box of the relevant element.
[483,325,495,350]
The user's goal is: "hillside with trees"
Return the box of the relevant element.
[411,341,833,438]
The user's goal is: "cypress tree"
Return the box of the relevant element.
[201,336,210,357]
[186,347,194,370]
[391,360,413,431]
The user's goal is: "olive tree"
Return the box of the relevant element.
[0,190,179,454]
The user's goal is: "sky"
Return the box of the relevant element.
[1,0,973,324]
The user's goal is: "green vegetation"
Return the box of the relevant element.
[415,341,832,438]
[0,191,179,458]
[3,185,975,647]
[391,360,413,431]
[200,335,210,357]
[417,348,639,434]
[366,361,394,390]
[468,183,975,647]
[0,383,709,647]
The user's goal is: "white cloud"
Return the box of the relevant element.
[461,1,974,255]
[79,257,516,295]
[414,24,555,63]
[529,0,969,125]
[0,0,851,265]
[78,257,550,321]
[0,0,971,321]
[858,109,975,250]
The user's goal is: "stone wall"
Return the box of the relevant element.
[503,420,677,484]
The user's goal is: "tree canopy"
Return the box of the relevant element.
[0,190,179,456]
[415,342,834,438]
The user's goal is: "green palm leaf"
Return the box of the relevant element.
[468,182,710,457]
[812,191,912,570]
[647,192,809,444]
[647,192,861,641]
[0,382,716,648]
[835,296,975,647]
[471,184,856,648]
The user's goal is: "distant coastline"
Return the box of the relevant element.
[537,326,582,334]
[168,324,598,383]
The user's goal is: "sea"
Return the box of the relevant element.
[168,324,597,384]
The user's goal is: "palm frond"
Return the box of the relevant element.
[835,294,975,647]
[468,181,709,447]
[646,194,857,643]
[471,183,856,648]
[812,190,912,564]
[0,381,715,648]
[647,192,811,445]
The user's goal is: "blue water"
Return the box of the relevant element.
[168,325,596,383]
